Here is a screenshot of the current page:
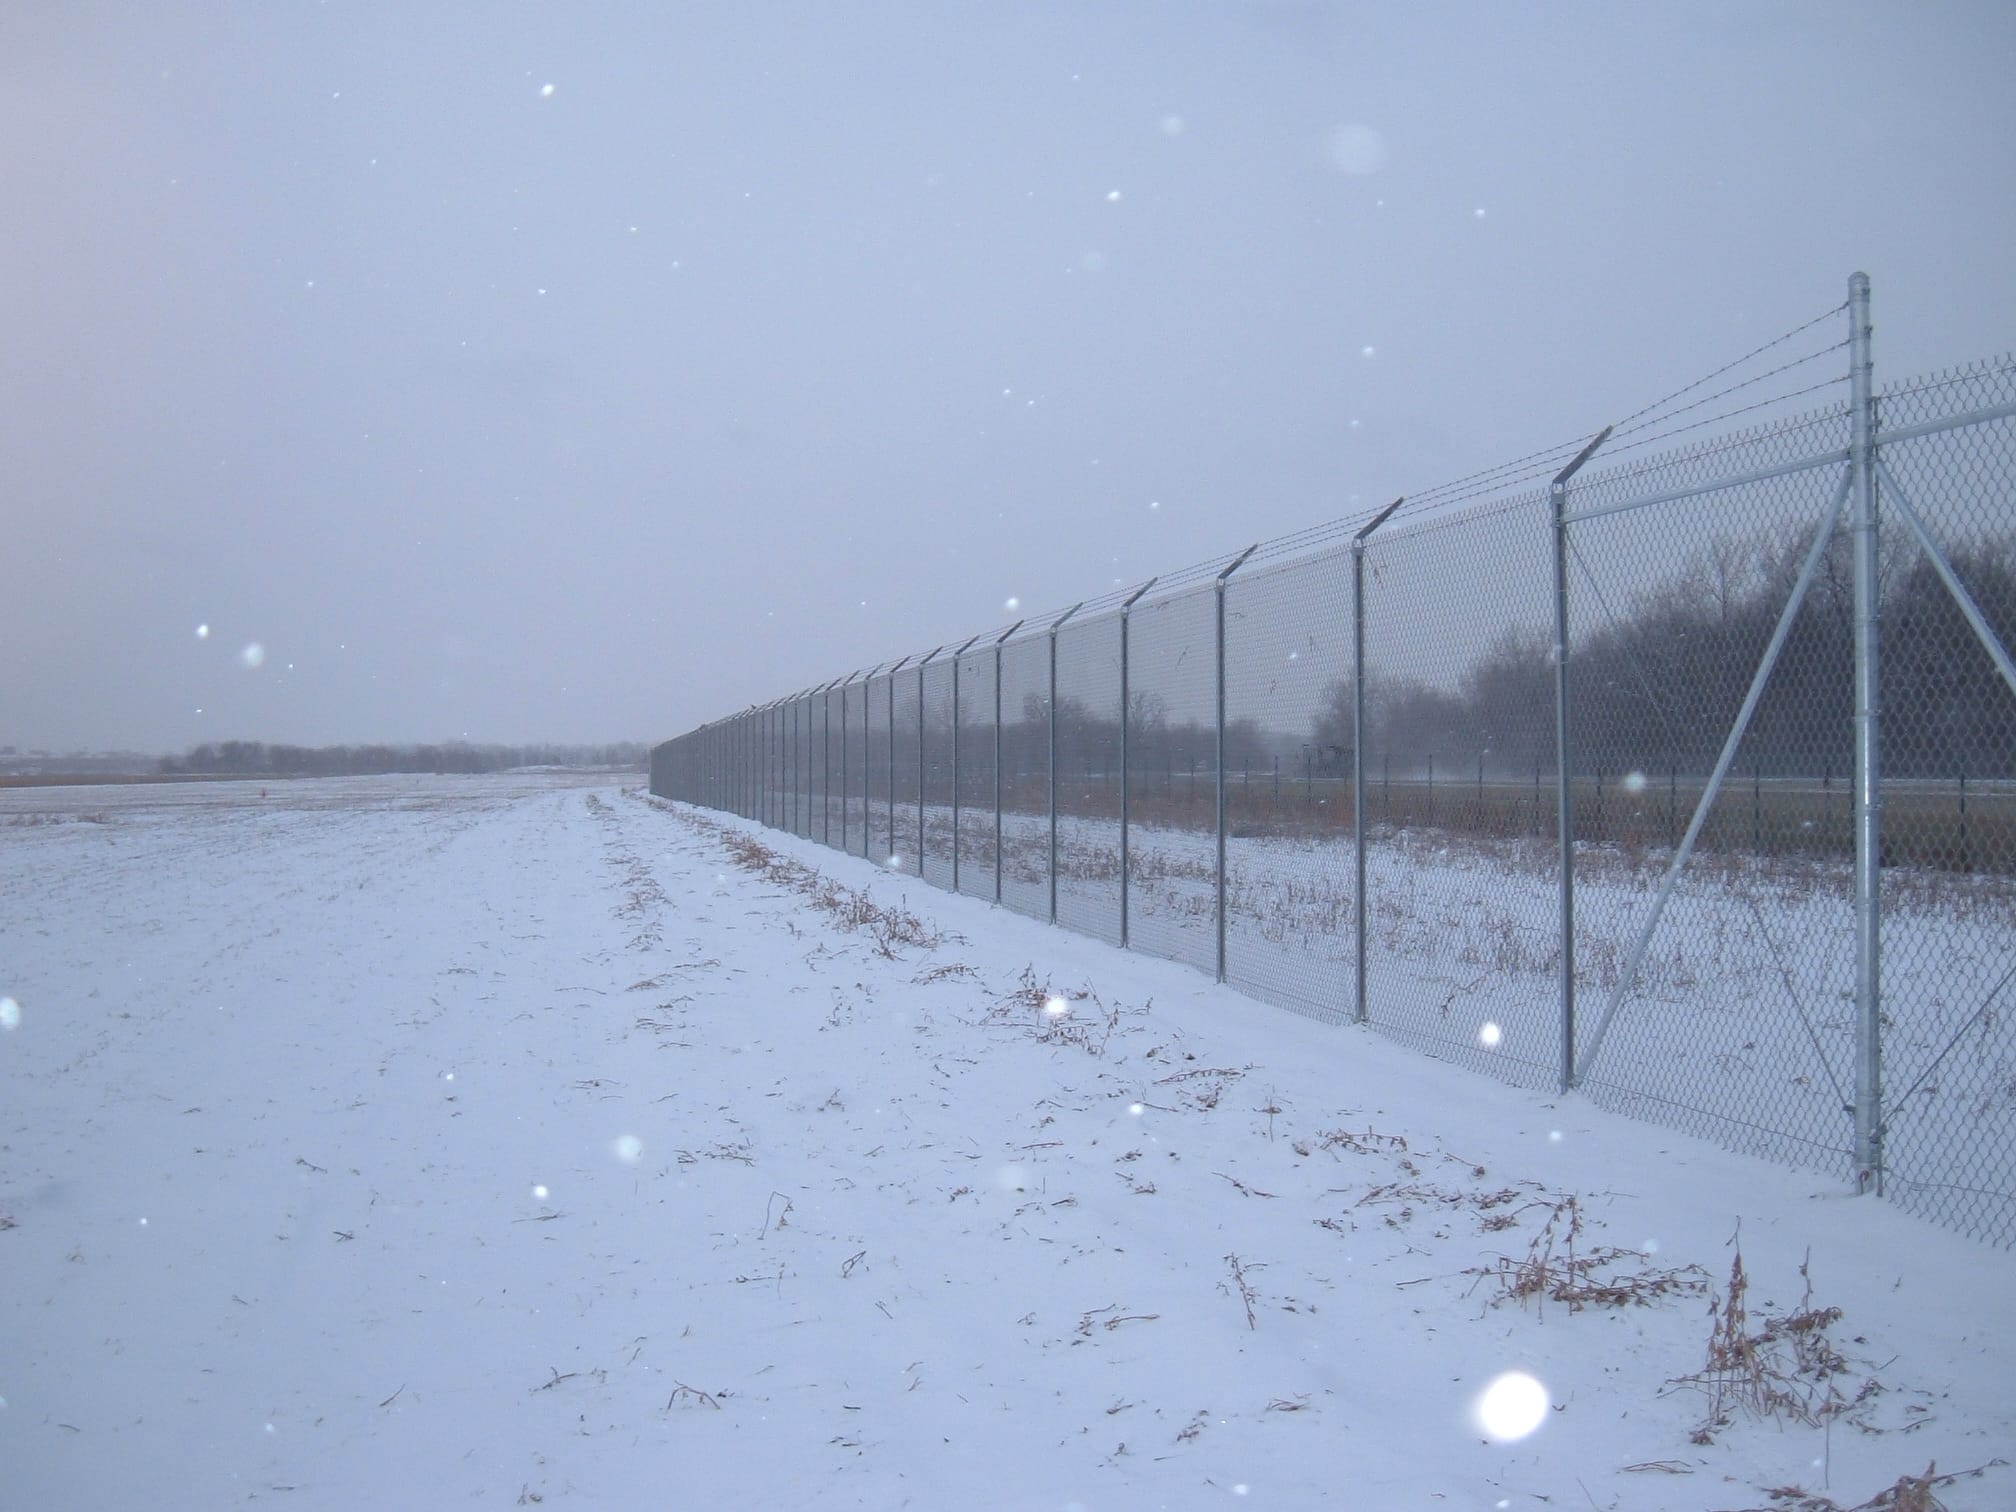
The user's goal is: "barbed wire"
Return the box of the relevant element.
[757,300,1880,701]
[1608,338,1849,447]
[1610,298,1847,435]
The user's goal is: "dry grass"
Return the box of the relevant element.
[1467,1195,1709,1316]
[985,966,1126,1056]
[1722,1457,2008,1511]
[694,820,951,958]
[1670,1247,1854,1440]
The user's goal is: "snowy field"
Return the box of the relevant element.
[3,772,2012,1510]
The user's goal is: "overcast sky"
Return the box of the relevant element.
[5,1,2013,752]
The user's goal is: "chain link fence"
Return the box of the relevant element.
[653,279,2016,1248]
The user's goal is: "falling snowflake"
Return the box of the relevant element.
[1474,1371,1549,1441]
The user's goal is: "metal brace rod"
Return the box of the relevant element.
[1875,458,2016,702]
[1577,466,1854,1087]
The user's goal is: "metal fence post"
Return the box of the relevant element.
[950,634,982,892]
[994,621,1020,903]
[838,681,850,848]
[1551,427,1612,1092]
[917,647,943,877]
[821,680,833,845]
[1118,578,1157,950]
[1353,501,1404,1022]
[886,655,912,863]
[1048,603,1084,924]
[1216,546,1258,983]
[1849,270,1885,1194]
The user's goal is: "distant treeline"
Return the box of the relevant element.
[697,525,2013,790]
[1308,525,2016,780]
[157,740,648,777]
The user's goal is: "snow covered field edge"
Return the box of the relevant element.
[1,773,2009,1509]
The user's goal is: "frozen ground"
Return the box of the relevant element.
[2,772,2010,1510]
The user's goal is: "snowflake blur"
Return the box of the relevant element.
[1473,1371,1549,1441]
[1325,123,1389,174]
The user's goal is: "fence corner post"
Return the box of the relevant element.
[1551,425,1613,1092]
[1848,270,1885,1195]
[1353,500,1405,1024]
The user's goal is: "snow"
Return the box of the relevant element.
[2,772,2010,1509]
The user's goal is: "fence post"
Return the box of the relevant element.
[1216,545,1259,984]
[1047,604,1083,924]
[949,634,982,892]
[1354,500,1403,1023]
[820,680,833,845]
[1118,579,1157,951]
[1848,270,1884,1194]
[993,622,1021,903]
[886,656,912,864]
[1552,425,1613,1093]
[860,675,873,858]
[917,648,942,877]
[838,682,850,848]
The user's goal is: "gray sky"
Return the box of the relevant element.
[5,0,2013,752]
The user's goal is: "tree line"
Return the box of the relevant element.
[157,740,648,777]
[1310,524,2015,780]
[740,523,2010,788]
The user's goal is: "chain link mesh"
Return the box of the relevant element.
[1123,586,1218,976]
[997,633,1049,919]
[1567,406,1861,1172]
[1868,356,2016,1245]
[1359,495,1561,1090]
[921,659,955,888]
[1223,549,1354,1023]
[954,647,998,900]
[1053,616,1124,946]
[650,341,2016,1249]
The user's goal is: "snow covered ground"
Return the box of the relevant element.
[2,772,2010,1510]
